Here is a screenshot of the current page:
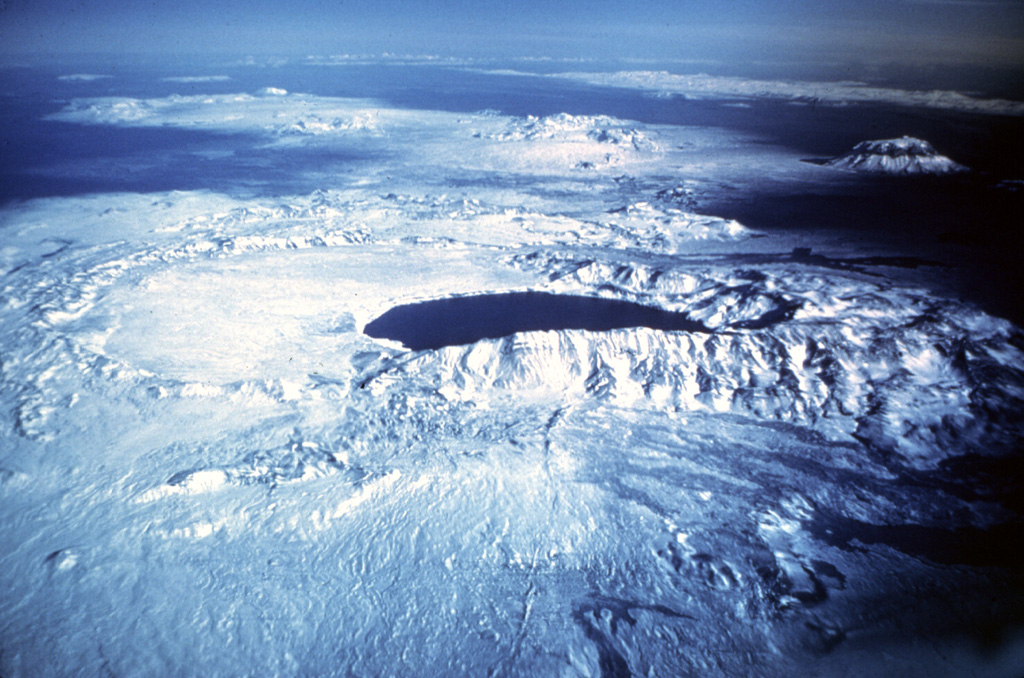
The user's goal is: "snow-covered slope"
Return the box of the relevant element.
[825,136,969,175]
[365,252,1019,467]
[2,79,1023,678]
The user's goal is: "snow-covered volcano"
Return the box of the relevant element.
[2,70,1023,678]
[825,136,969,175]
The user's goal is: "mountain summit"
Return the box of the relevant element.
[825,136,968,174]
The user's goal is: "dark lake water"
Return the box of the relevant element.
[363,292,709,350]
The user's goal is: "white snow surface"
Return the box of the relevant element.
[48,93,714,177]
[2,89,1024,678]
[824,136,970,175]
[48,90,389,137]
[518,70,1024,116]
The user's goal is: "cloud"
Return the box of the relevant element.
[300,53,609,68]
[304,54,480,67]
[58,74,112,82]
[163,76,232,83]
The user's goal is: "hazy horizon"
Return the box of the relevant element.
[3,0,1023,85]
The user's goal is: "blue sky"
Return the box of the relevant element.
[2,0,1022,71]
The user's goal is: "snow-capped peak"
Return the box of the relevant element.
[825,135,968,175]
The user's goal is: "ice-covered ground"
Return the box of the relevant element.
[510,70,1024,116]
[2,85,1023,677]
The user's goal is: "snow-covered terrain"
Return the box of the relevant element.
[503,70,1024,116]
[824,136,969,175]
[2,75,1023,677]
[48,89,389,137]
